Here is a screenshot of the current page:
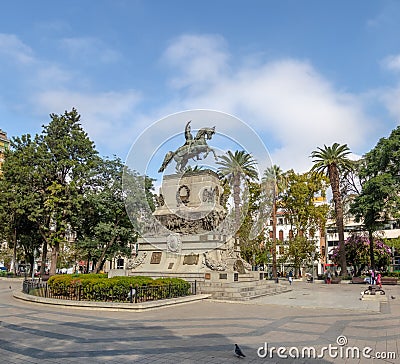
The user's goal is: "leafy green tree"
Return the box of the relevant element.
[0,109,98,276]
[331,234,391,275]
[350,126,400,269]
[311,143,354,275]
[279,170,329,276]
[238,182,266,265]
[217,150,258,243]
[0,134,40,274]
[279,236,319,277]
[262,165,286,279]
[76,157,138,273]
[76,157,154,273]
[33,109,98,275]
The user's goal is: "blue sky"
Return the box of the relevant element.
[1,0,400,174]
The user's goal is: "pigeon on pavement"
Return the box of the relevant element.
[234,344,246,358]
[391,295,396,299]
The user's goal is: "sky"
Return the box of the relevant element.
[1,0,400,177]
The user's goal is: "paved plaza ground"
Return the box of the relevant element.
[0,278,399,364]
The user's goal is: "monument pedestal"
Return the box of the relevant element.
[110,233,250,282]
[110,169,289,299]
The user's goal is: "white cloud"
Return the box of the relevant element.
[60,37,121,64]
[1,32,380,174]
[0,33,34,64]
[163,34,229,90]
[380,86,400,119]
[162,35,372,172]
[382,54,400,72]
[33,89,142,153]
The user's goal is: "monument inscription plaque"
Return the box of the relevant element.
[150,252,162,264]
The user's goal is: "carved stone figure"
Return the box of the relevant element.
[202,187,216,203]
[167,234,181,253]
[203,252,227,271]
[127,252,147,269]
[158,121,218,173]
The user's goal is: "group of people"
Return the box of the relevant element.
[324,270,339,284]
[368,269,382,288]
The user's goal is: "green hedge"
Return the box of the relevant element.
[0,271,16,278]
[383,272,400,278]
[47,274,191,301]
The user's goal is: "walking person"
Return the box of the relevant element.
[288,271,293,285]
[376,272,382,288]
[371,269,375,285]
[326,271,332,284]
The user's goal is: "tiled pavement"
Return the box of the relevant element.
[0,278,399,364]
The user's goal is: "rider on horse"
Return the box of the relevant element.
[158,121,217,173]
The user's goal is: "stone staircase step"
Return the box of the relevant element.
[198,280,291,301]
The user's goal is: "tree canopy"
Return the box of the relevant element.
[0,109,151,276]
[350,126,400,268]
[311,143,354,275]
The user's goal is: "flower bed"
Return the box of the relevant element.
[27,274,193,302]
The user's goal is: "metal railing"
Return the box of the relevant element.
[22,279,197,303]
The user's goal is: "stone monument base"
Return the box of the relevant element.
[109,233,251,281]
[108,233,290,300]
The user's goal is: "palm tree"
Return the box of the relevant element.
[262,165,286,280]
[311,143,353,276]
[217,150,258,240]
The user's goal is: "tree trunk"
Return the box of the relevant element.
[368,230,375,269]
[329,165,347,276]
[272,195,277,279]
[29,254,35,277]
[233,174,241,232]
[49,241,59,276]
[40,241,47,275]
[94,236,116,273]
[12,227,17,275]
[233,174,242,254]
[86,253,91,273]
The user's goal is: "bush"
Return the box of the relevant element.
[46,274,190,302]
[383,271,400,278]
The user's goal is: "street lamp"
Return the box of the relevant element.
[311,252,315,283]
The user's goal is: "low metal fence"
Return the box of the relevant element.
[22,279,197,303]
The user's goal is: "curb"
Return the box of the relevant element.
[13,290,212,311]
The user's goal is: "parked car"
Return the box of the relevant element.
[0,266,7,272]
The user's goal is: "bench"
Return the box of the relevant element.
[381,277,398,285]
[351,277,367,284]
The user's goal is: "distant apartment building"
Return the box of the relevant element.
[265,196,328,276]
[0,129,9,172]
[325,217,400,270]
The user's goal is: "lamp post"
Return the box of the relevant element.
[311,252,315,283]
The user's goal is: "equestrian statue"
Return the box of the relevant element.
[158,121,218,173]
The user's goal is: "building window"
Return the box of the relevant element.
[117,258,124,269]
[289,230,293,239]
[279,246,285,254]
[269,231,273,239]
[279,230,284,241]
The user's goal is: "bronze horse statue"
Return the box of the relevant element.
[158,121,218,173]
